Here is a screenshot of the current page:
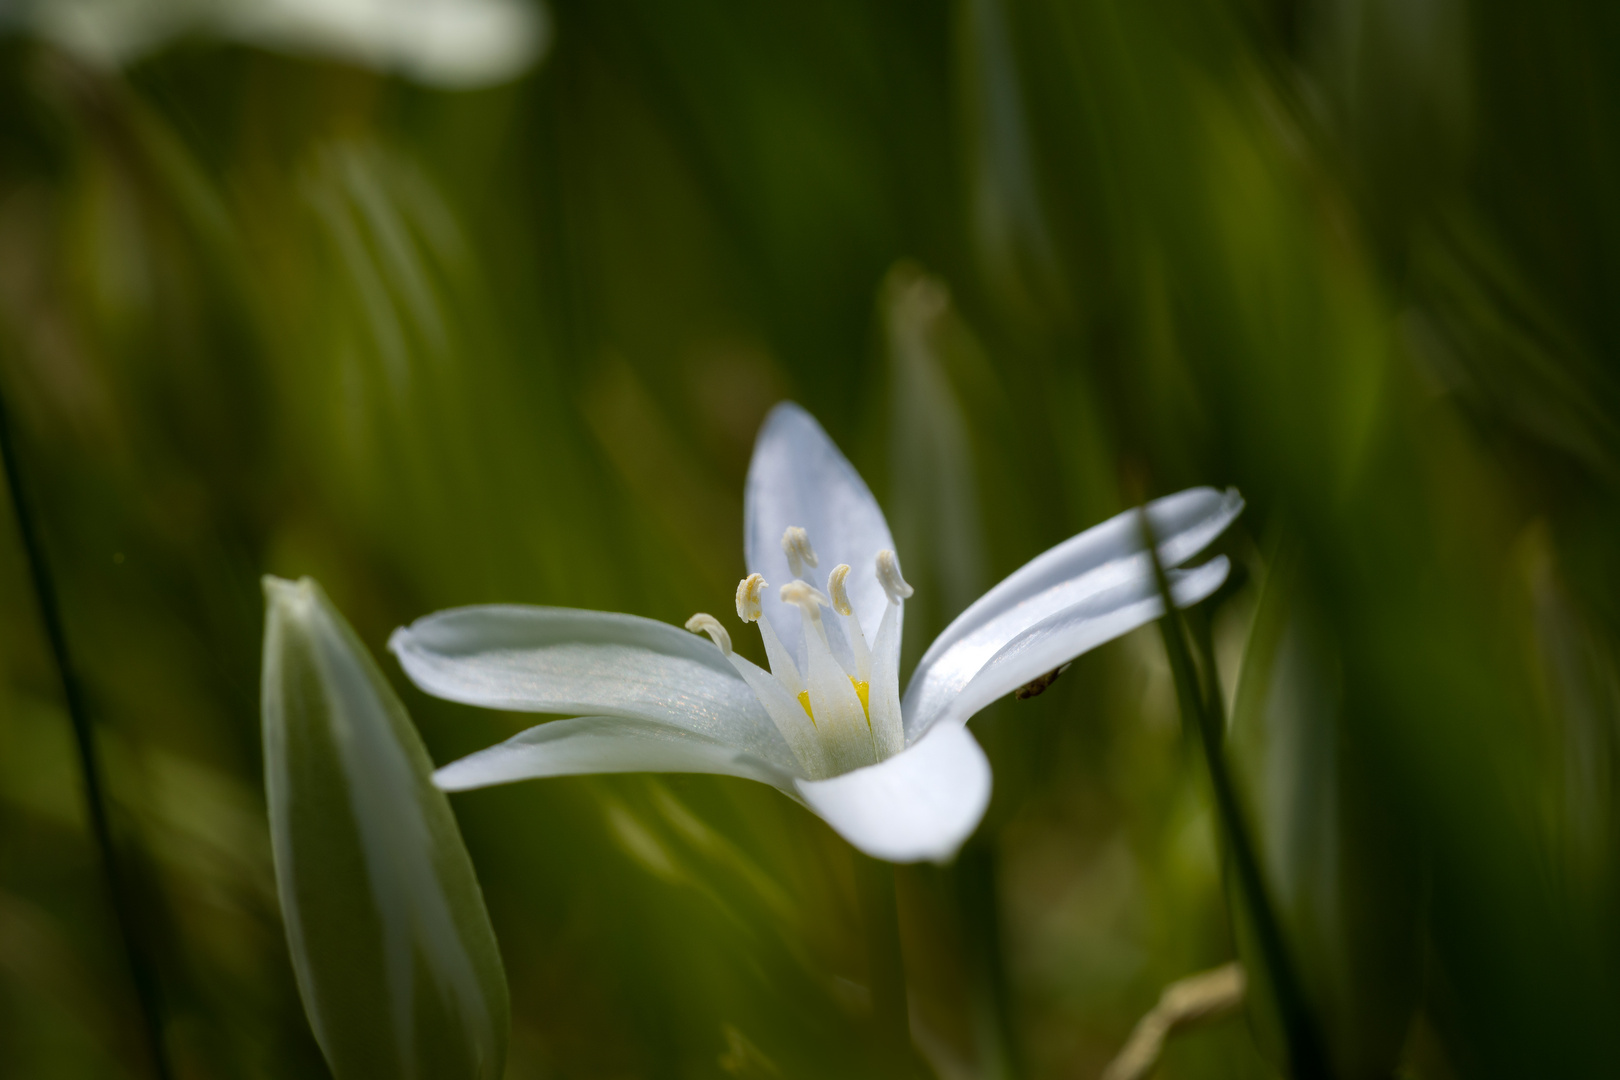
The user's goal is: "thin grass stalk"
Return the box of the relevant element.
[854,850,913,1076]
[1137,508,1331,1080]
[0,379,174,1080]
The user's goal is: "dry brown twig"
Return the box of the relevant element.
[1100,962,1247,1080]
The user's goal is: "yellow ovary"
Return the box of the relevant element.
[797,690,814,723]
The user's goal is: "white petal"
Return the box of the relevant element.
[930,557,1232,732]
[434,716,797,792]
[745,403,897,666]
[796,724,991,864]
[903,488,1242,731]
[390,605,798,774]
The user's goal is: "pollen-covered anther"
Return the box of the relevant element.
[735,573,768,622]
[779,580,831,615]
[684,613,733,655]
[876,549,914,603]
[827,564,854,616]
[782,526,819,580]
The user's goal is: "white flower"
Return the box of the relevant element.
[390,403,1242,863]
[34,0,547,90]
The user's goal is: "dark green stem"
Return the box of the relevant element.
[854,850,913,1076]
[1138,509,1331,1080]
[956,843,1023,1080]
[0,383,173,1079]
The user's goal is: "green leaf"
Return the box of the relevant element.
[261,576,508,1080]
[1228,551,1421,1080]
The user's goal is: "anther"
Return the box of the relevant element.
[876,550,914,603]
[779,580,831,615]
[736,573,768,622]
[782,526,819,580]
[684,613,733,655]
[827,564,854,616]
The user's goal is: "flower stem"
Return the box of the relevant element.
[1137,509,1331,1080]
[854,850,913,1076]
[0,382,174,1080]
[956,842,1024,1080]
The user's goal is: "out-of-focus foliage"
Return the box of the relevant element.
[0,0,1617,1075]
[1227,550,1419,1079]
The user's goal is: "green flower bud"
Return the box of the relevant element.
[261,576,508,1080]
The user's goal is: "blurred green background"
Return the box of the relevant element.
[2,0,1619,1076]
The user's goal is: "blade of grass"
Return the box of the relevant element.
[1137,507,1330,1080]
[0,379,174,1080]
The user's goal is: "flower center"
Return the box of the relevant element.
[687,527,912,779]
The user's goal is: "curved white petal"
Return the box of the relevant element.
[796,724,991,864]
[390,606,798,773]
[745,402,896,666]
[434,716,797,792]
[904,488,1242,730]
[929,557,1232,733]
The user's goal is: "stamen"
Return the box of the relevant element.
[827,564,854,616]
[876,549,914,603]
[735,573,768,622]
[779,580,831,615]
[756,615,805,695]
[782,526,819,580]
[684,613,732,655]
[829,562,872,682]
